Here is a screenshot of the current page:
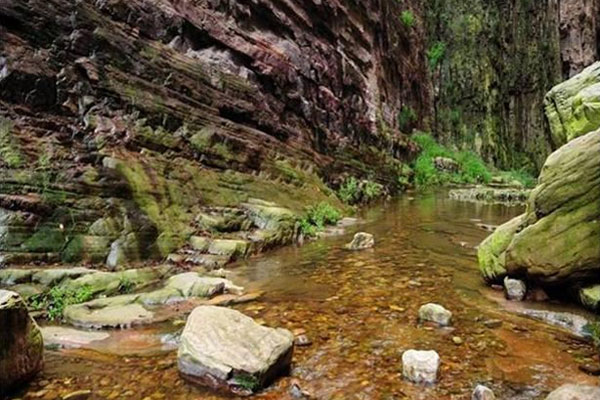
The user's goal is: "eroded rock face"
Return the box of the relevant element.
[0,0,425,266]
[177,306,294,395]
[0,290,43,395]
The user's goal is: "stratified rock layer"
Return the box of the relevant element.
[177,306,294,395]
[0,0,424,266]
[0,290,43,395]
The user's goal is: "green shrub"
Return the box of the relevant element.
[338,176,360,204]
[412,132,492,188]
[299,202,342,237]
[584,320,600,351]
[400,10,415,28]
[118,277,135,294]
[498,169,537,188]
[398,106,417,132]
[29,285,94,321]
[427,41,446,70]
[232,374,259,392]
[363,181,383,201]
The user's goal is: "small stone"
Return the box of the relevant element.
[62,390,92,400]
[483,319,503,329]
[344,232,375,250]
[452,336,463,345]
[504,277,526,301]
[294,335,312,347]
[418,303,452,326]
[579,363,600,376]
[402,350,440,384]
[472,384,495,400]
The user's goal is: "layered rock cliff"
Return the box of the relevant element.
[0,0,429,266]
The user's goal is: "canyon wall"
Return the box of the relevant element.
[0,0,429,266]
[426,0,600,172]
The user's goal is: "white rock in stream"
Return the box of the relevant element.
[402,350,440,384]
[178,306,294,395]
[418,303,452,326]
[472,384,496,400]
[545,384,600,399]
[504,277,526,300]
[344,232,375,250]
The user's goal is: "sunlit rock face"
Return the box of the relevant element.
[0,0,427,266]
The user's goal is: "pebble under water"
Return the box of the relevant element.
[11,192,599,400]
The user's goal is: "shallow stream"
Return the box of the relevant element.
[13,192,599,400]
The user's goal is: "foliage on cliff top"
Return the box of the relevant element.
[412,132,491,187]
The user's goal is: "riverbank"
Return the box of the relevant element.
[5,192,597,400]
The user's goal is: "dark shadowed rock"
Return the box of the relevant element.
[0,290,43,395]
[178,306,294,396]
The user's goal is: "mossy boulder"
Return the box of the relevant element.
[545,62,600,147]
[478,130,600,294]
[0,290,43,396]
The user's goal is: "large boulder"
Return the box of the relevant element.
[545,62,600,148]
[178,306,294,396]
[478,130,600,292]
[0,290,43,395]
[545,384,600,400]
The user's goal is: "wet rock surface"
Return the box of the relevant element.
[418,303,452,326]
[344,232,375,251]
[402,350,440,384]
[0,290,44,396]
[177,306,294,395]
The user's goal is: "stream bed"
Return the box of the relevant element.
[11,192,599,400]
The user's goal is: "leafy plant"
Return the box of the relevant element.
[584,320,600,352]
[398,106,417,132]
[118,277,135,294]
[498,168,537,188]
[298,202,342,237]
[232,374,259,392]
[363,181,383,201]
[411,132,491,188]
[400,10,415,28]
[29,285,94,321]
[338,176,360,204]
[427,41,446,70]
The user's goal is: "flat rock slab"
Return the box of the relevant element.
[65,302,155,329]
[545,384,600,399]
[41,326,110,349]
[178,306,294,396]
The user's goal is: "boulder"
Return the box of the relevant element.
[178,306,294,395]
[344,232,375,250]
[478,129,600,289]
[579,285,600,311]
[545,384,600,400]
[418,303,452,326]
[472,385,496,400]
[0,290,43,395]
[504,277,526,301]
[545,62,600,147]
[401,350,440,384]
